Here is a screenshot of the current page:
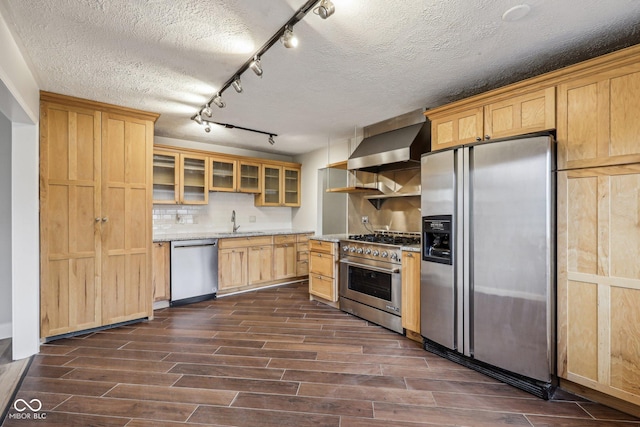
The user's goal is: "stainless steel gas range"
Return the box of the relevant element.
[339,232,420,334]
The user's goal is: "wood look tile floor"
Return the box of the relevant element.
[3,282,640,426]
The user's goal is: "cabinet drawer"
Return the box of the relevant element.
[297,250,309,262]
[274,234,296,244]
[309,251,335,277]
[219,235,273,249]
[297,233,311,243]
[297,242,309,253]
[309,239,335,255]
[309,274,336,301]
[297,260,309,276]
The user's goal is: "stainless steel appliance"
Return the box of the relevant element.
[170,238,218,306]
[420,134,555,398]
[339,232,420,334]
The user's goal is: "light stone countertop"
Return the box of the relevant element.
[153,229,315,242]
[309,234,348,243]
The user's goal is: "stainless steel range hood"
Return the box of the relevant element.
[347,112,431,172]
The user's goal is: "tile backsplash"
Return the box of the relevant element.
[153,192,293,234]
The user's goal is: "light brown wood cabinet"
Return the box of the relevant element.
[152,149,208,205]
[273,235,297,280]
[309,239,338,303]
[209,156,262,193]
[40,92,157,338]
[152,242,170,302]
[256,164,301,207]
[557,164,640,407]
[296,233,311,276]
[429,87,555,151]
[401,250,420,334]
[557,63,640,170]
[248,245,273,285]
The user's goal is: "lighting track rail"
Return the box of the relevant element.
[191,0,335,144]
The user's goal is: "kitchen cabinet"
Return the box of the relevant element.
[152,149,208,205]
[218,245,248,291]
[40,92,158,338]
[256,164,301,207]
[152,242,170,302]
[557,63,640,170]
[209,156,262,193]
[401,250,420,336]
[296,233,312,276]
[309,239,338,305]
[238,160,262,193]
[429,87,555,151]
[248,245,273,285]
[273,235,297,280]
[557,164,640,408]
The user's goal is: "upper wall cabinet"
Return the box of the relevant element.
[557,63,640,170]
[429,87,556,151]
[152,149,208,205]
[209,156,262,193]
[255,164,301,207]
[180,153,209,205]
[152,150,179,203]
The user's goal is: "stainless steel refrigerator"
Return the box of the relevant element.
[420,135,555,398]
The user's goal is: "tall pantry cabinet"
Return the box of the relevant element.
[39,92,159,339]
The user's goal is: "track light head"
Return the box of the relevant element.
[194,113,203,125]
[212,94,225,108]
[280,26,298,48]
[202,104,212,117]
[268,135,275,145]
[232,77,243,93]
[314,0,335,19]
[250,57,263,77]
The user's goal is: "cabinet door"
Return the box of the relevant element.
[309,274,336,302]
[40,101,102,338]
[557,64,640,170]
[152,150,179,204]
[484,87,555,140]
[274,242,297,280]
[260,165,282,206]
[401,251,420,334]
[180,154,209,204]
[219,248,248,290]
[248,245,273,285]
[283,167,301,207]
[101,112,153,325]
[557,165,640,406]
[152,242,170,302]
[430,107,483,151]
[210,156,237,192]
[238,160,261,193]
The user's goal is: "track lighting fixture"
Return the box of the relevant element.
[280,26,298,48]
[212,94,225,108]
[232,77,243,93]
[191,0,335,140]
[314,0,335,19]
[249,57,263,77]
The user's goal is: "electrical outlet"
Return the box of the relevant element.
[249,215,256,223]
[361,216,369,224]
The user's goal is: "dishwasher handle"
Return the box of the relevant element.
[171,240,218,249]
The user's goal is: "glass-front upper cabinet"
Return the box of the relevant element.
[153,150,179,204]
[209,156,236,192]
[238,160,261,193]
[283,167,300,206]
[180,154,209,205]
[262,165,281,206]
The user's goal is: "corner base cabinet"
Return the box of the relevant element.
[557,164,640,407]
[40,92,158,339]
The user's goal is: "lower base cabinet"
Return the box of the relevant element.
[152,242,170,302]
[401,250,420,334]
[557,164,640,408]
[309,239,338,303]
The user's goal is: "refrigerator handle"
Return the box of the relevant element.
[462,146,472,357]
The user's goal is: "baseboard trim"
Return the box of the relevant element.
[0,323,11,340]
[559,378,640,418]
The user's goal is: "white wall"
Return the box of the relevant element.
[0,10,41,359]
[0,111,11,339]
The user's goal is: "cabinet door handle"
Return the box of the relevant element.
[102,217,109,222]
[476,137,482,142]
[406,253,413,258]
[485,135,491,140]
[95,217,101,222]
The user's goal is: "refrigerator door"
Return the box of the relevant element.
[420,149,461,350]
[469,135,554,382]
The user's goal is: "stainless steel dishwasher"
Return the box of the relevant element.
[170,239,218,306]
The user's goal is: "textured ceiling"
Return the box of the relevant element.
[2,0,640,156]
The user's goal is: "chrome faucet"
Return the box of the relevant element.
[231,210,240,233]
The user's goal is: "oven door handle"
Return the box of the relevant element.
[339,259,400,274]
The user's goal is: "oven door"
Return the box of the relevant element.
[339,258,401,315]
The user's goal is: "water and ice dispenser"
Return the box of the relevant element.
[422,215,452,265]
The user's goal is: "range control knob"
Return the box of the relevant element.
[357,247,364,254]
[350,247,357,253]
[373,249,380,256]
[342,246,350,252]
[365,248,372,255]
[381,251,389,258]
[390,252,399,261]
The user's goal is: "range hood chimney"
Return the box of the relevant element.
[348,109,431,173]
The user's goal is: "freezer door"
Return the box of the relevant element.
[469,136,554,382]
[420,150,460,350]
